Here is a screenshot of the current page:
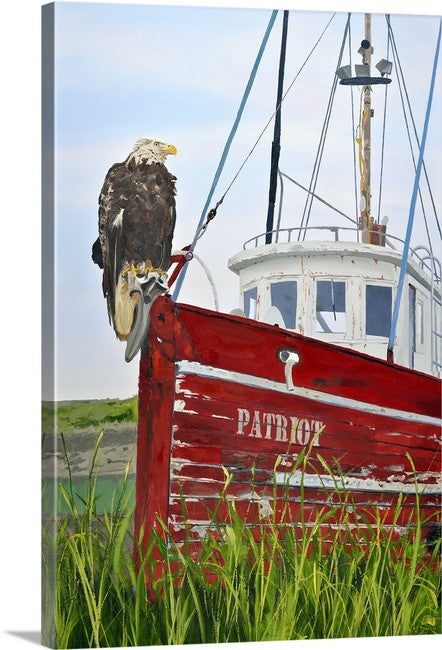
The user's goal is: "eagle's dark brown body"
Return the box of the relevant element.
[92,139,177,344]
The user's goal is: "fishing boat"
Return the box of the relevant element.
[134,10,441,554]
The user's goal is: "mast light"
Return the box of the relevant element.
[355,64,370,77]
[375,58,393,76]
[336,65,352,80]
[358,39,372,55]
[337,63,393,86]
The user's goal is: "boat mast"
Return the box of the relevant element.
[360,13,373,243]
[266,10,289,245]
[338,14,392,245]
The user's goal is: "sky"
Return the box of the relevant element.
[40,0,441,400]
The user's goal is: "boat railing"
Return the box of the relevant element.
[410,246,442,280]
[243,226,441,282]
[411,246,442,377]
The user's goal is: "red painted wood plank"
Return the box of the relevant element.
[175,377,440,451]
[171,422,440,477]
[167,498,431,528]
[175,373,440,446]
[170,302,440,417]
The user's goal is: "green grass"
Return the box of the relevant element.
[42,397,138,433]
[42,433,441,649]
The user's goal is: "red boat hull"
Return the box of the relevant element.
[135,297,441,552]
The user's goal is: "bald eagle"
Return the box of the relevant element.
[92,137,177,361]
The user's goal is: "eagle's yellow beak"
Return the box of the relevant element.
[166,143,177,156]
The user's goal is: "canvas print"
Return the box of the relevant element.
[42,1,441,648]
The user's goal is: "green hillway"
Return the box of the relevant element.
[42,396,138,433]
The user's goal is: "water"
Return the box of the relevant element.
[42,475,135,516]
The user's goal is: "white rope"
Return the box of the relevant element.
[172,250,219,311]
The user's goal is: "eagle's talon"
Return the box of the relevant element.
[151,267,168,277]
[121,261,167,279]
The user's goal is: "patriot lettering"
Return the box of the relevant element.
[236,408,323,446]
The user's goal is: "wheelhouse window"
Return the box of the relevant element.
[316,280,346,333]
[366,285,392,336]
[243,286,258,319]
[270,281,297,329]
[416,299,424,346]
[408,284,424,367]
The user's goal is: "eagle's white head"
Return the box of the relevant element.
[127,137,177,165]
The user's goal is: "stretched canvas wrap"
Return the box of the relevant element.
[42,1,441,648]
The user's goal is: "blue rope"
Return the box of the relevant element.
[388,17,441,355]
[173,9,279,301]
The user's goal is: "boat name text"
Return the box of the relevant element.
[236,408,323,446]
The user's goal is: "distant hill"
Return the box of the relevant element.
[42,396,138,434]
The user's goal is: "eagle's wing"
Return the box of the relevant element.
[94,159,176,349]
[97,162,127,329]
[121,164,176,271]
[151,166,177,270]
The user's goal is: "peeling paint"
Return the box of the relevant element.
[174,399,198,415]
[174,399,186,412]
[172,438,192,447]
[228,489,273,518]
[274,470,442,495]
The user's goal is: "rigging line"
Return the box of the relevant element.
[211,11,337,214]
[387,20,438,250]
[275,168,285,240]
[348,18,360,240]
[388,17,441,358]
[387,15,441,232]
[172,9,278,300]
[388,22,435,260]
[302,77,339,240]
[298,72,339,240]
[279,170,357,225]
[299,13,351,241]
[377,18,390,225]
[297,69,336,239]
[386,15,441,239]
[300,14,350,241]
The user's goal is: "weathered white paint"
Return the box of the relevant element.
[173,399,198,415]
[228,489,273,517]
[168,518,418,535]
[274,470,441,495]
[174,399,187,412]
[168,458,441,497]
[168,489,440,510]
[175,361,442,427]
